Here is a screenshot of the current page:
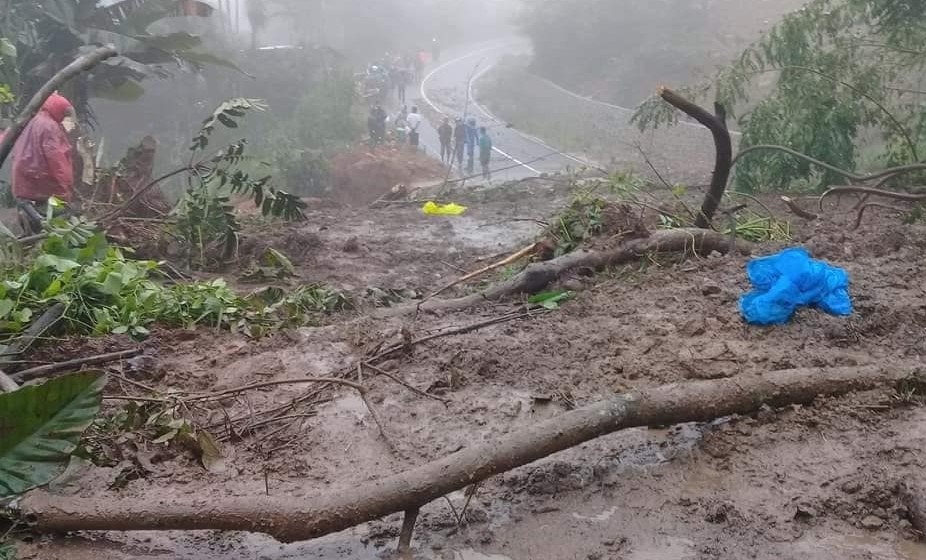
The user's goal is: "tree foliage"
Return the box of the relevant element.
[0,0,226,117]
[636,0,926,192]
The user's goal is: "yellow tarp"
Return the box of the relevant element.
[422,201,467,216]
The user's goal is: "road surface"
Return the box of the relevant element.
[409,40,588,183]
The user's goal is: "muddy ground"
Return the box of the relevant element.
[13,176,926,560]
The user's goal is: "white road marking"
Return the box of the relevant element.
[419,43,542,174]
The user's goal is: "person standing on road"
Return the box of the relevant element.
[453,118,467,171]
[392,64,408,104]
[406,106,423,149]
[438,117,453,164]
[478,127,493,180]
[464,117,478,174]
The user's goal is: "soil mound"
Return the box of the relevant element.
[329,144,444,206]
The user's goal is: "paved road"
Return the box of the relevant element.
[409,40,588,183]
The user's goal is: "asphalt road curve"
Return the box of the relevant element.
[414,40,588,182]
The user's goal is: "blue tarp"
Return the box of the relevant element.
[739,248,852,325]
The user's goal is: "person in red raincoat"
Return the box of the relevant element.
[12,93,74,203]
[5,93,74,233]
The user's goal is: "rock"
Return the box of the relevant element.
[860,515,884,530]
[794,504,816,522]
[840,480,862,495]
[342,236,360,253]
[708,250,723,259]
[701,283,722,296]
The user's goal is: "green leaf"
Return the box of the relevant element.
[102,272,125,295]
[0,299,13,320]
[0,372,106,498]
[528,290,575,310]
[34,254,80,273]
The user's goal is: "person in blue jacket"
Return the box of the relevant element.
[464,117,478,174]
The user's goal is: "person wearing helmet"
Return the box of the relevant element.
[464,117,478,174]
[7,93,75,233]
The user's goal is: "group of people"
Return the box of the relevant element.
[438,116,493,180]
[365,42,437,106]
[367,104,423,148]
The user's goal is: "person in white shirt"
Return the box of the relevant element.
[406,106,423,148]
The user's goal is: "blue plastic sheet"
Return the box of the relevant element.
[739,248,852,325]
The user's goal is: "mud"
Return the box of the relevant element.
[12,180,926,560]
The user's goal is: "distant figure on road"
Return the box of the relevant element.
[438,117,453,164]
[479,127,493,180]
[406,106,422,148]
[464,117,478,174]
[392,64,408,104]
[453,118,467,171]
[368,103,387,146]
[415,50,427,82]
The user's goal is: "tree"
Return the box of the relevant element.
[635,0,926,192]
[0,0,226,118]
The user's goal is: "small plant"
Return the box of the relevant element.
[173,99,306,269]
[547,197,607,256]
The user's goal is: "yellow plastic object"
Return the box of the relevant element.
[422,201,467,216]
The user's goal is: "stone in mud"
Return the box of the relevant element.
[840,479,862,495]
[701,282,722,296]
[342,236,360,253]
[860,515,884,529]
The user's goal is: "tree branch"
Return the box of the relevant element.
[658,87,732,228]
[0,46,118,171]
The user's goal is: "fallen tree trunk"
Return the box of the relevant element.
[411,228,748,314]
[18,364,909,543]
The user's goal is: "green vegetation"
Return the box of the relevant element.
[0,371,105,497]
[173,98,305,268]
[635,0,926,192]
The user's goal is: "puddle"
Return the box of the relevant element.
[571,506,618,522]
[793,534,926,560]
[444,550,512,560]
[626,537,697,560]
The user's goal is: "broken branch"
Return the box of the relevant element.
[658,87,732,228]
[421,242,540,303]
[18,364,910,543]
[11,348,141,383]
[780,196,819,221]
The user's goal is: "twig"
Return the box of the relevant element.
[853,202,908,230]
[12,348,141,383]
[820,185,926,211]
[373,311,541,362]
[421,243,539,303]
[360,361,451,404]
[439,260,471,274]
[457,482,481,528]
[360,390,391,446]
[781,196,819,220]
[188,377,367,402]
[0,46,118,170]
[396,506,420,556]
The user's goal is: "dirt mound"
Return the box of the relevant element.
[329,144,445,206]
